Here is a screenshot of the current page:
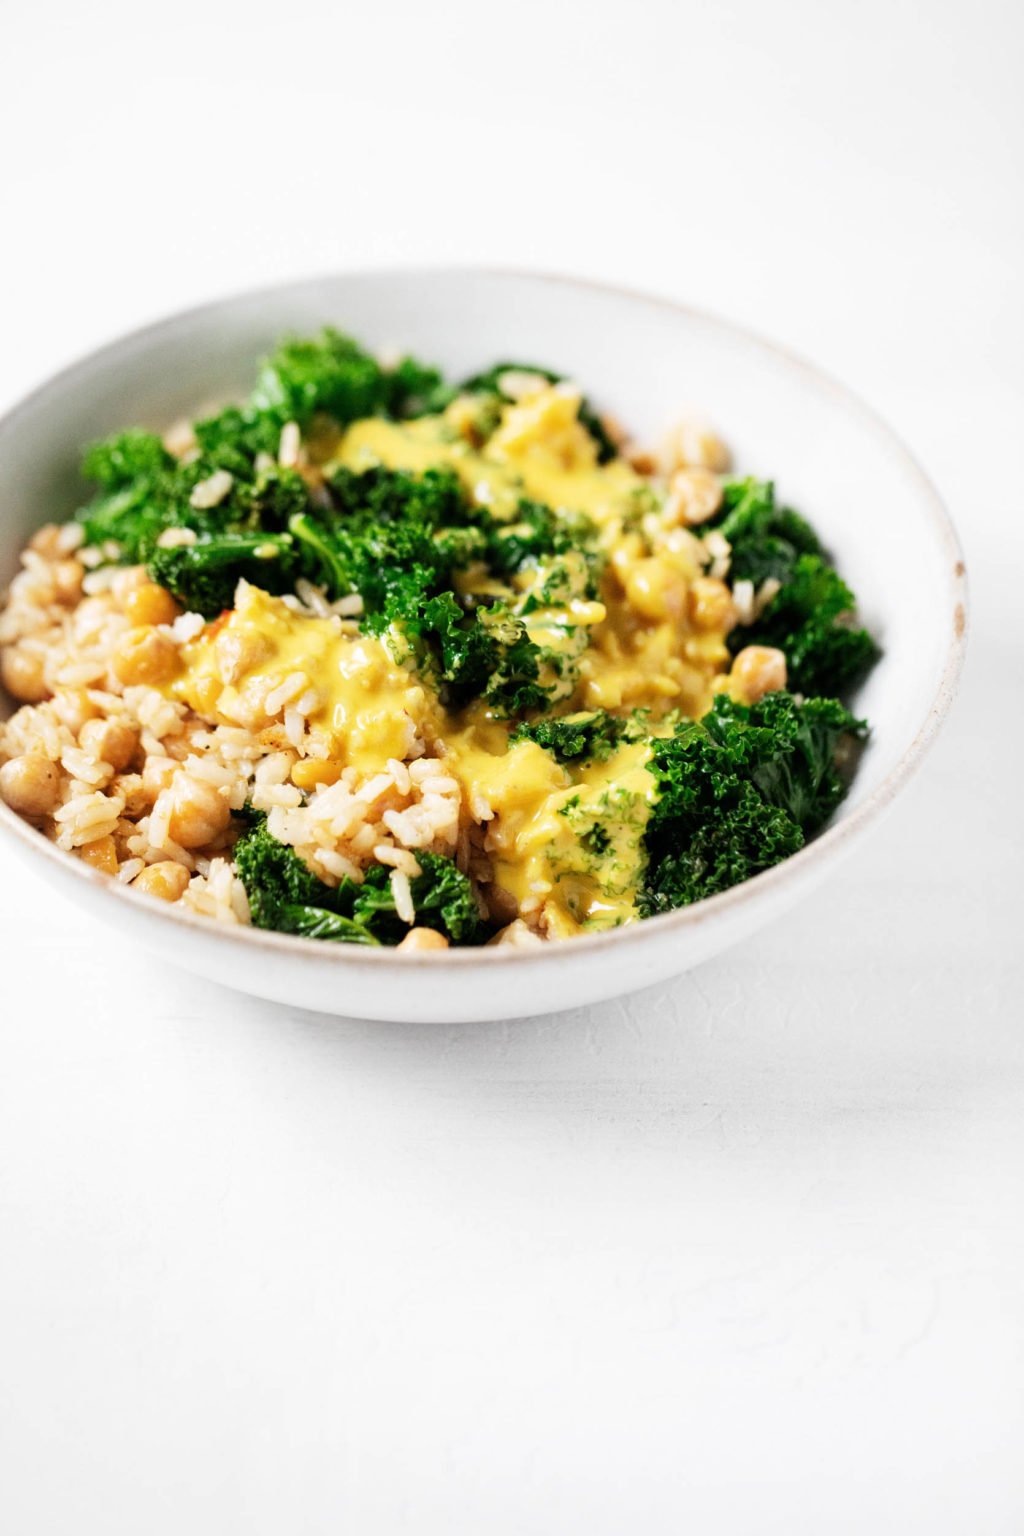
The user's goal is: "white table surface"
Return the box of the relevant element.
[1,2,1021,1530]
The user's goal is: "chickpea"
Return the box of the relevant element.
[132,860,190,902]
[668,420,731,473]
[291,758,342,791]
[397,926,450,953]
[731,645,787,704]
[112,626,179,687]
[78,834,118,876]
[0,753,62,816]
[154,773,231,849]
[1,646,49,702]
[79,716,140,771]
[187,674,224,717]
[624,444,659,475]
[141,755,178,804]
[624,558,686,621]
[214,626,271,686]
[29,524,63,558]
[665,468,722,527]
[609,532,645,588]
[688,577,737,633]
[51,688,100,734]
[52,559,85,605]
[122,582,181,628]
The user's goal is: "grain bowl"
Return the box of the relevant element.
[0,271,965,1020]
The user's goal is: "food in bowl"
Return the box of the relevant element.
[0,328,879,950]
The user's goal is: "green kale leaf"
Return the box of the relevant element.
[639,690,863,913]
[234,815,482,946]
[233,814,378,945]
[707,477,879,695]
[512,709,646,764]
[147,531,299,618]
[350,851,484,944]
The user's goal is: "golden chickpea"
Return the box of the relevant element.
[609,533,645,590]
[291,758,342,791]
[155,773,231,849]
[665,468,722,527]
[132,860,191,902]
[141,756,178,804]
[79,716,140,772]
[1,646,49,702]
[187,675,224,717]
[0,753,62,816]
[731,645,787,704]
[688,577,737,633]
[624,558,685,621]
[397,927,450,952]
[122,582,181,628]
[52,559,85,605]
[51,688,100,734]
[214,626,271,686]
[668,420,731,473]
[78,834,118,876]
[28,524,62,558]
[112,626,179,687]
[624,444,659,475]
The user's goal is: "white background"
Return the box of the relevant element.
[1,1,1022,1530]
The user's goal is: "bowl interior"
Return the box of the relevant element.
[0,271,965,1019]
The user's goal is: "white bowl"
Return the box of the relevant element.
[0,270,966,1021]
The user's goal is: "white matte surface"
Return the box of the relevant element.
[1,1,1021,1530]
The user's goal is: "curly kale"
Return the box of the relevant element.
[714,477,822,586]
[234,815,483,946]
[738,555,881,697]
[75,330,452,561]
[318,467,583,714]
[459,361,618,462]
[379,355,453,419]
[512,709,646,764]
[471,607,550,715]
[639,691,864,913]
[703,692,866,833]
[191,407,282,477]
[73,343,605,719]
[323,465,477,620]
[147,531,299,617]
[250,328,449,432]
[77,432,181,558]
[484,499,597,580]
[347,852,484,945]
[82,430,175,490]
[233,814,378,945]
[708,478,879,695]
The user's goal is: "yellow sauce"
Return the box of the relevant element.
[170,583,438,773]
[485,738,656,934]
[166,385,736,936]
[338,383,640,524]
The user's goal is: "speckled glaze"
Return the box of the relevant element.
[0,271,967,1020]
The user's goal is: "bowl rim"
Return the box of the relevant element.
[0,264,969,969]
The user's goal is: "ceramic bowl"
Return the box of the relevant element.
[0,270,966,1021]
